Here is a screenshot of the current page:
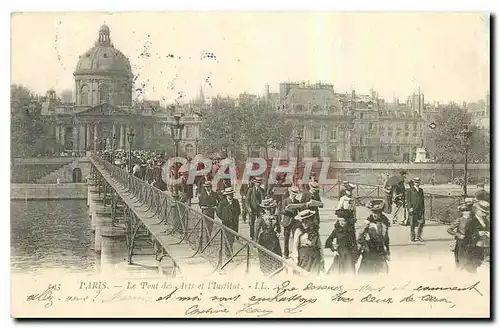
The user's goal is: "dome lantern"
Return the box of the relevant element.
[97,24,111,46]
[74,24,132,77]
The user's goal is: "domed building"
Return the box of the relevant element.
[74,24,133,107]
[42,25,202,155]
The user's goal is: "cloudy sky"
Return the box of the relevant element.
[11,12,490,104]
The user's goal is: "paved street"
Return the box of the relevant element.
[193,193,457,275]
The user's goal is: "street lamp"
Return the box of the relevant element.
[460,124,473,200]
[111,134,117,164]
[170,113,185,199]
[127,128,135,174]
[295,132,303,185]
[170,113,185,157]
[194,137,199,154]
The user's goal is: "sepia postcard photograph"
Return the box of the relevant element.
[8,9,491,319]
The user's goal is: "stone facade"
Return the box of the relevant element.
[41,25,201,154]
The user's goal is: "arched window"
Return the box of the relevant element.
[312,144,321,158]
[72,168,82,182]
[99,84,110,104]
[80,84,89,105]
[185,144,194,155]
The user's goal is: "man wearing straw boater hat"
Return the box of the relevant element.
[245,176,267,241]
[474,183,490,203]
[406,177,425,242]
[280,185,302,258]
[216,186,241,254]
[299,181,324,230]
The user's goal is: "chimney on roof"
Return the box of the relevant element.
[351,89,356,98]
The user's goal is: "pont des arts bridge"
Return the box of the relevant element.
[88,155,310,278]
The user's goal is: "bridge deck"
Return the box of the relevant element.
[92,160,217,277]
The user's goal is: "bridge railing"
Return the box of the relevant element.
[322,182,463,224]
[90,155,310,278]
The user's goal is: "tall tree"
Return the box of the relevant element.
[11,85,39,157]
[199,102,244,156]
[426,104,490,179]
[200,101,293,159]
[11,84,62,157]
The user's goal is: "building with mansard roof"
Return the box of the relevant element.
[275,82,355,161]
[41,25,201,156]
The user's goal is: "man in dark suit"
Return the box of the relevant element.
[280,186,301,258]
[245,176,267,240]
[216,186,241,254]
[239,180,252,224]
[406,177,425,242]
[299,181,324,230]
[199,180,219,236]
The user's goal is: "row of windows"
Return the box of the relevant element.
[383,131,421,137]
[356,122,424,130]
[473,111,488,117]
[296,126,339,141]
[293,104,341,112]
[80,84,110,105]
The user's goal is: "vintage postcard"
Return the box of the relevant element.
[10,12,491,318]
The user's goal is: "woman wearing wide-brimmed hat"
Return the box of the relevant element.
[255,198,283,275]
[462,200,490,273]
[357,199,390,275]
[336,182,357,234]
[325,215,357,275]
[291,209,324,274]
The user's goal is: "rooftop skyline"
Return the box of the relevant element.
[11,12,490,104]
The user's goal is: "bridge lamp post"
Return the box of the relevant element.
[170,114,185,157]
[127,128,135,174]
[195,137,199,154]
[111,134,117,164]
[460,124,473,200]
[170,114,185,199]
[101,138,107,152]
[295,132,303,186]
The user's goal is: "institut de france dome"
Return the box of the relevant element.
[42,24,201,154]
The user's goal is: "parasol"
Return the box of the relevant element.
[178,163,190,174]
[193,154,205,163]
[384,175,404,187]
[219,158,233,167]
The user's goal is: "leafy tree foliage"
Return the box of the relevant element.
[426,104,490,164]
[200,101,294,158]
[11,84,62,157]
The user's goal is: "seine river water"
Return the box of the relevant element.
[10,200,97,273]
